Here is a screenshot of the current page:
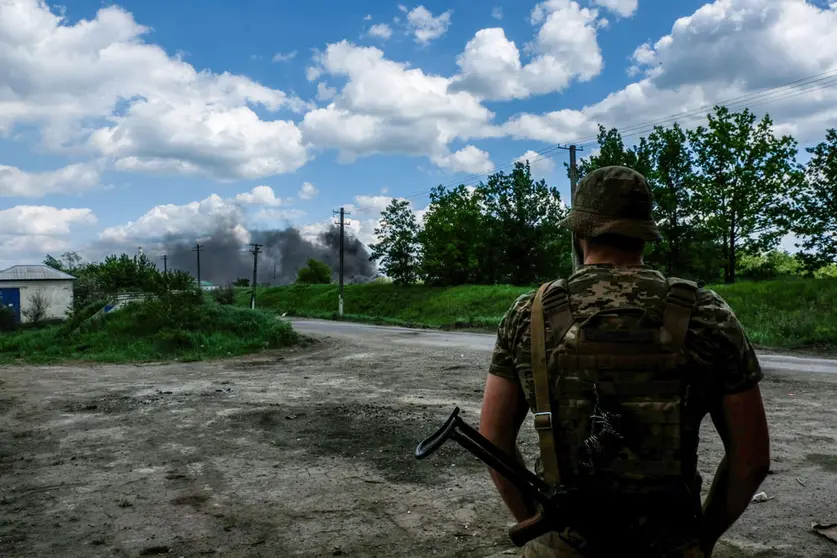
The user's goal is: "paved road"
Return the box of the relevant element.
[290,318,837,380]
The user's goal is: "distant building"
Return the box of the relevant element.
[200,280,218,291]
[0,265,76,323]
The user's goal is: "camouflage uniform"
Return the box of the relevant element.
[487,167,763,557]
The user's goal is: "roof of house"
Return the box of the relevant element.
[0,265,76,281]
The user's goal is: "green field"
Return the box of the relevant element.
[238,278,837,352]
[0,293,300,364]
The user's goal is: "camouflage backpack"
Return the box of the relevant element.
[529,276,704,548]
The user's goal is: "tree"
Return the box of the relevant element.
[22,289,50,325]
[688,106,800,283]
[476,161,571,285]
[418,185,483,286]
[794,128,837,269]
[572,125,653,182]
[643,123,700,275]
[296,258,332,284]
[369,199,420,285]
[233,277,250,287]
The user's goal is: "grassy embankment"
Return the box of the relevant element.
[0,292,300,364]
[238,278,837,352]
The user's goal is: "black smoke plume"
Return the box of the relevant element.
[159,223,378,286]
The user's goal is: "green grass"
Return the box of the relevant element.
[0,292,301,364]
[238,278,837,352]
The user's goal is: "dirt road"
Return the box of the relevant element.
[1,320,836,557]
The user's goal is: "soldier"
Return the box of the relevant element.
[479,166,770,557]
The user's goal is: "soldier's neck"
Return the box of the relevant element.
[584,249,644,267]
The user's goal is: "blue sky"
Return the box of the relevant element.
[2,0,837,269]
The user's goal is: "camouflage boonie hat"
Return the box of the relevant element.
[560,165,661,241]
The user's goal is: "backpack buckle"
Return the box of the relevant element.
[533,412,553,430]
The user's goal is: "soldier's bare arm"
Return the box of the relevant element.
[700,384,770,552]
[480,373,537,522]
[693,293,770,553]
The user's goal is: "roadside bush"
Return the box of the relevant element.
[213,284,236,305]
[0,289,299,364]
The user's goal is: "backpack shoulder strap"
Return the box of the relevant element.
[663,277,699,348]
[531,280,570,486]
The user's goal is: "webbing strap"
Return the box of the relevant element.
[531,282,561,486]
[662,278,698,348]
[541,280,574,343]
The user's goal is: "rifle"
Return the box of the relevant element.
[415,407,581,548]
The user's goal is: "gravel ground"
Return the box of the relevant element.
[1,332,836,557]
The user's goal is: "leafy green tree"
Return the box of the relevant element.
[418,185,483,286]
[233,277,251,287]
[369,199,420,285]
[476,161,570,285]
[738,250,803,281]
[296,258,332,284]
[688,106,800,283]
[572,125,653,182]
[794,128,837,269]
[643,123,700,275]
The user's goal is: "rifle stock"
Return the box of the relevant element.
[415,407,572,547]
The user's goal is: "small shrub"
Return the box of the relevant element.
[213,284,236,305]
[22,290,50,326]
[296,258,332,284]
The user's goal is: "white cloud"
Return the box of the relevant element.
[516,150,556,178]
[99,185,288,244]
[298,182,319,200]
[499,0,837,147]
[404,5,453,44]
[432,145,494,173]
[364,14,372,21]
[492,7,504,20]
[0,0,310,181]
[0,206,97,235]
[272,50,298,62]
[316,82,337,101]
[99,193,242,243]
[300,41,493,167]
[0,161,101,198]
[592,0,638,17]
[449,0,604,100]
[367,23,393,40]
[234,185,283,207]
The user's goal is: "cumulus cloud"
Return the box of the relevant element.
[367,23,393,40]
[99,185,290,244]
[0,0,310,181]
[593,0,638,17]
[449,0,605,100]
[300,41,493,167]
[403,5,453,44]
[298,182,319,200]
[492,7,504,20]
[316,82,337,101]
[0,206,97,236]
[499,0,837,147]
[234,185,284,206]
[516,149,556,178]
[432,145,494,173]
[0,161,102,198]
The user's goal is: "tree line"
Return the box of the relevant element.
[369,105,837,286]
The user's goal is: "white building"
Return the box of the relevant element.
[0,265,76,324]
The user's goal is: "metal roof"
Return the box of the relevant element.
[0,265,76,281]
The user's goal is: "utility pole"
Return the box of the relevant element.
[161,254,168,273]
[333,208,350,316]
[192,244,203,287]
[569,144,580,271]
[250,243,262,310]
